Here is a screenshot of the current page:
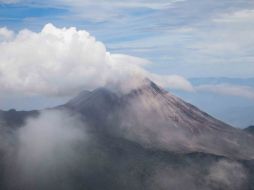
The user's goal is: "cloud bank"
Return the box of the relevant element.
[0,23,193,97]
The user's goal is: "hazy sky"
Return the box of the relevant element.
[0,0,254,127]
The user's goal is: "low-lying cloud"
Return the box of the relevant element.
[0,23,193,97]
[16,110,85,167]
[4,110,88,189]
[147,159,248,190]
[206,160,248,190]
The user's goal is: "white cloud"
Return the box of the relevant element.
[186,8,254,72]
[0,27,14,41]
[213,9,254,23]
[48,0,186,23]
[56,0,184,10]
[0,23,192,97]
[196,84,254,100]
[150,74,194,92]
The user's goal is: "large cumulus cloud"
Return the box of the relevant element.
[0,23,193,97]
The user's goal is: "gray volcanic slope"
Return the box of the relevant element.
[64,80,254,160]
[1,79,254,190]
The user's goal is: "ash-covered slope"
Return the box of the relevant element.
[64,79,254,160]
[1,79,254,190]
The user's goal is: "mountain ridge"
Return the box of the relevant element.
[62,80,254,160]
[1,79,254,160]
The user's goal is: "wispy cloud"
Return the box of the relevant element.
[213,9,254,23]
[0,0,19,3]
[196,84,254,100]
[53,0,185,10]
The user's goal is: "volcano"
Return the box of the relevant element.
[0,79,254,190]
[63,79,254,160]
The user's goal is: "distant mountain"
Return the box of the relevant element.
[244,126,254,135]
[173,77,254,128]
[0,109,38,128]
